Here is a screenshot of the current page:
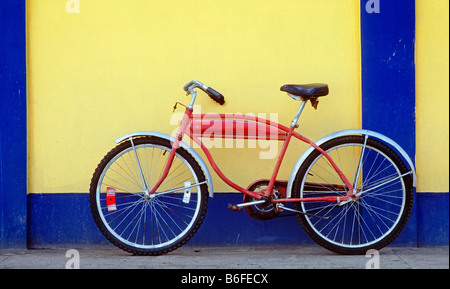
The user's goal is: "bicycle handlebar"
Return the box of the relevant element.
[183,80,225,105]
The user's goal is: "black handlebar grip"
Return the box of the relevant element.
[206,87,225,105]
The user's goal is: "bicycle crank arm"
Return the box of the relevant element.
[276,204,330,220]
[228,200,266,212]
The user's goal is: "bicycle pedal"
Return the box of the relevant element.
[228,204,242,212]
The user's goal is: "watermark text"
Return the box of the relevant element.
[365,249,380,269]
[365,0,380,14]
[66,0,80,14]
[170,105,280,160]
[65,249,80,269]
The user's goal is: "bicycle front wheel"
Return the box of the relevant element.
[292,135,414,255]
[89,137,209,255]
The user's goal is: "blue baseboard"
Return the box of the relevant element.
[417,193,449,246]
[27,192,449,248]
[27,194,109,247]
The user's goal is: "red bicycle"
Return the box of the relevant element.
[90,80,416,255]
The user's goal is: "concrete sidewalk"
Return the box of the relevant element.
[0,246,448,269]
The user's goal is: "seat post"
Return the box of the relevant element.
[291,100,307,128]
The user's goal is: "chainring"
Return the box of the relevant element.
[244,181,282,220]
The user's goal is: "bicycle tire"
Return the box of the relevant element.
[89,136,209,255]
[292,135,414,255]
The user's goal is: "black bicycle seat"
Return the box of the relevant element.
[280,84,329,99]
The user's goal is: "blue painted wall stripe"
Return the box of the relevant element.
[360,1,416,159]
[360,0,417,245]
[0,0,27,248]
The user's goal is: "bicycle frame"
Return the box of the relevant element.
[147,106,355,205]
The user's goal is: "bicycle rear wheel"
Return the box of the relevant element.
[292,135,414,255]
[89,137,209,255]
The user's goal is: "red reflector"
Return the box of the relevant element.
[106,187,117,212]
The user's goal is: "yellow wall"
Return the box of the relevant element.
[27,0,361,193]
[416,0,449,193]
